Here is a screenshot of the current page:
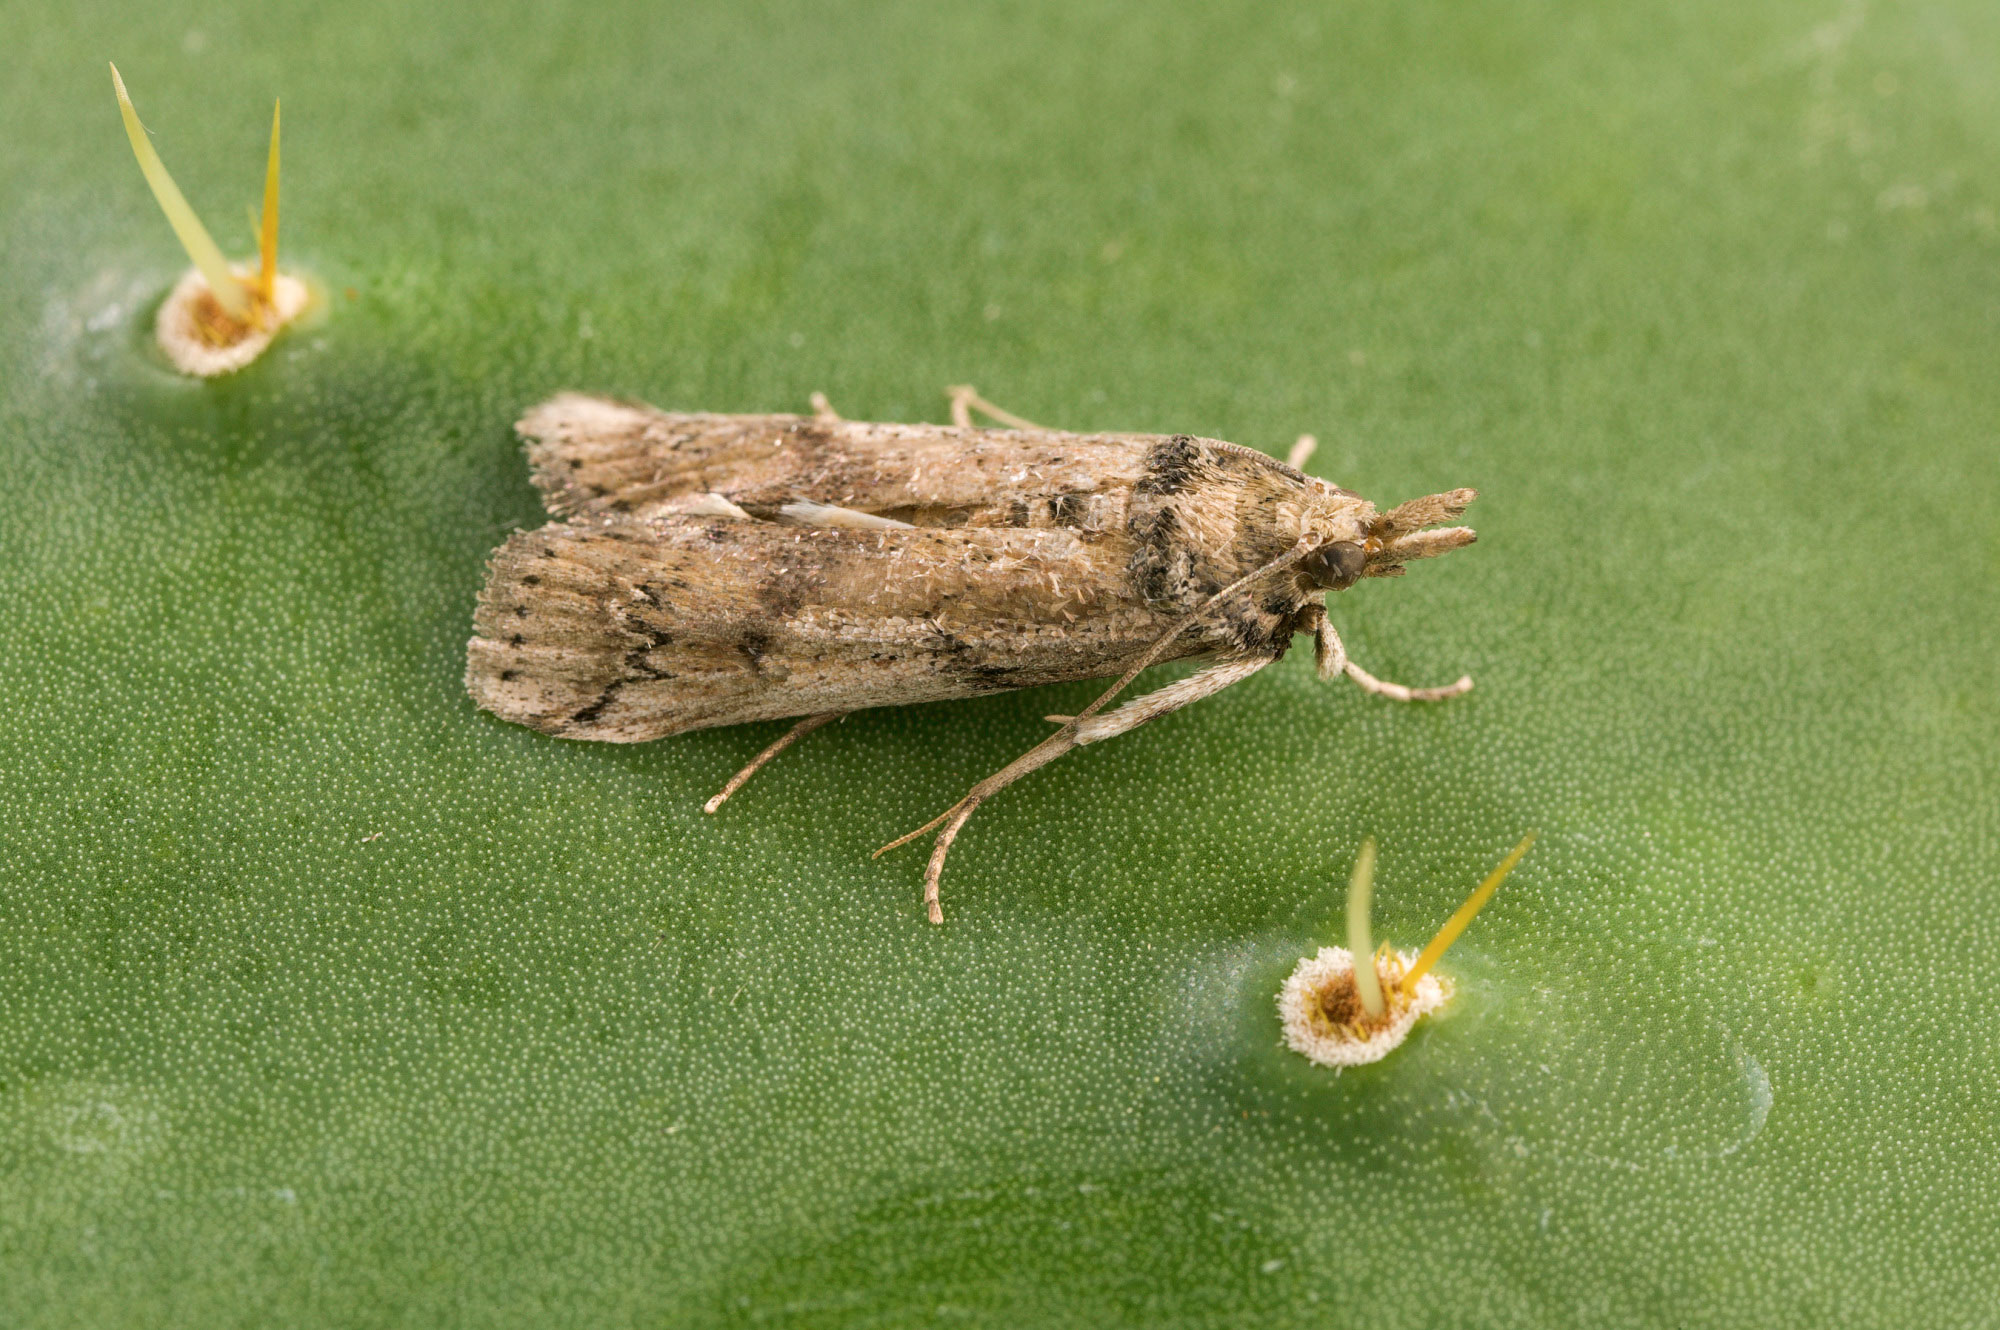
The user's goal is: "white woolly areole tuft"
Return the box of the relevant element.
[1277,945,1451,1068]
[155,266,309,377]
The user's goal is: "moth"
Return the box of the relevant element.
[466,387,1478,922]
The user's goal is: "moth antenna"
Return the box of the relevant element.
[875,541,1315,920]
[109,63,251,320]
[1398,830,1537,996]
[1346,839,1385,1018]
[872,805,956,858]
[258,98,280,302]
[1067,539,1313,730]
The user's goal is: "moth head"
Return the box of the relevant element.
[1303,487,1480,588]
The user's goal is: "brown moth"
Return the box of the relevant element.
[466,387,1478,922]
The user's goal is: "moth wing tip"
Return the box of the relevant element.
[516,391,646,441]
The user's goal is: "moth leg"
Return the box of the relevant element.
[1287,433,1317,470]
[1343,660,1473,702]
[877,654,1277,923]
[703,711,848,814]
[947,384,1044,431]
[1314,613,1473,702]
[809,391,841,423]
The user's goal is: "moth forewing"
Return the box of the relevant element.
[468,392,1479,920]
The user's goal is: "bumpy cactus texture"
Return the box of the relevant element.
[3,1,1996,1325]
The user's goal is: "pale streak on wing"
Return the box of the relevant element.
[778,500,915,530]
[684,493,752,520]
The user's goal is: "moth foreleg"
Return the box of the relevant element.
[703,711,848,814]
[809,391,841,423]
[877,652,1279,924]
[1342,660,1473,702]
[1286,433,1317,470]
[1313,612,1473,702]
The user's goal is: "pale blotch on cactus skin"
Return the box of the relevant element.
[1279,831,1535,1069]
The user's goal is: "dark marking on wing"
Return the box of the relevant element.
[1135,435,1202,498]
[1128,508,1186,606]
[569,682,624,727]
[738,626,776,677]
[925,620,1024,693]
[1222,600,1298,654]
[755,564,818,622]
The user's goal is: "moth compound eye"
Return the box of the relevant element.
[1301,541,1368,590]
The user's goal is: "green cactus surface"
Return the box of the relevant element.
[3,1,1996,1325]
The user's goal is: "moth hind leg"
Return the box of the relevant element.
[704,711,848,814]
[1311,608,1473,702]
[876,653,1279,923]
[947,384,1044,431]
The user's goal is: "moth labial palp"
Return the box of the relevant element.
[466,387,1481,922]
